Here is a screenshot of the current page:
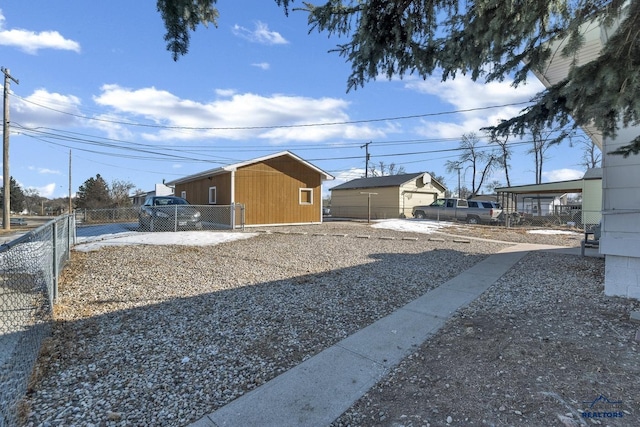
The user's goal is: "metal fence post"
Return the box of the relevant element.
[52,221,59,305]
[174,205,178,232]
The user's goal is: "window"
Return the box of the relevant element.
[468,201,478,208]
[209,187,217,204]
[457,199,468,207]
[181,190,187,199]
[299,188,313,205]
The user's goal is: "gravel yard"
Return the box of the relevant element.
[19,221,639,426]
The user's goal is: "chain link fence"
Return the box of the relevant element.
[501,208,601,231]
[0,215,75,427]
[75,204,244,237]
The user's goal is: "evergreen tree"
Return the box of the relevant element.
[76,174,111,209]
[157,0,640,155]
[0,177,25,213]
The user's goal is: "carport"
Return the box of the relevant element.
[495,168,602,228]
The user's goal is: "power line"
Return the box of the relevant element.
[12,92,533,131]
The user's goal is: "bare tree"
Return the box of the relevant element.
[488,127,512,187]
[110,179,135,207]
[579,140,602,169]
[368,161,406,177]
[23,188,43,215]
[453,133,498,198]
[484,180,503,194]
[529,126,563,185]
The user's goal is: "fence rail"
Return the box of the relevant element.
[0,214,75,427]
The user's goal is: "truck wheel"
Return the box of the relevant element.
[414,211,426,219]
[467,216,480,225]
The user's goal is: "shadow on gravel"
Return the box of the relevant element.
[19,239,498,427]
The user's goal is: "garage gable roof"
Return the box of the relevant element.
[330,173,445,192]
[165,151,334,185]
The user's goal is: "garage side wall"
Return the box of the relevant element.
[234,156,322,225]
[174,173,232,205]
[331,187,400,219]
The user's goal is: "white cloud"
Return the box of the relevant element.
[22,183,57,198]
[93,85,383,143]
[329,168,365,188]
[542,168,584,182]
[232,21,288,45]
[252,62,270,70]
[406,75,545,138]
[0,10,80,54]
[38,183,57,198]
[215,89,236,97]
[29,166,61,175]
[13,89,82,128]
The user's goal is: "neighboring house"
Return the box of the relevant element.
[329,173,446,219]
[518,193,568,216]
[130,183,174,206]
[496,168,602,225]
[165,151,334,226]
[532,11,640,300]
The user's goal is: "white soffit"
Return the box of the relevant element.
[531,20,606,150]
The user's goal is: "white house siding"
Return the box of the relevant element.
[601,125,640,299]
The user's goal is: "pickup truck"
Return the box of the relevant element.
[412,198,502,224]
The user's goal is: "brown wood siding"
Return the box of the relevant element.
[174,172,232,205]
[234,155,322,225]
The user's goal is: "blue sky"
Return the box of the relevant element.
[0,1,597,200]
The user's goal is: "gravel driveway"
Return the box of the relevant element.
[20,221,638,426]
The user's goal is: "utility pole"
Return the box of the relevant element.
[2,67,19,230]
[360,141,371,177]
[454,165,462,198]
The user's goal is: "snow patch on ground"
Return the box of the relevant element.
[371,219,454,234]
[74,231,258,252]
[527,229,581,235]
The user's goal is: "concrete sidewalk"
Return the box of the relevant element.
[189,243,588,427]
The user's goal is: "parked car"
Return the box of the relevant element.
[10,217,27,226]
[139,196,202,231]
[412,198,502,224]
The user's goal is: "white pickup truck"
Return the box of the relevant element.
[412,198,502,224]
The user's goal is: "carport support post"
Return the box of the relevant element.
[360,192,378,223]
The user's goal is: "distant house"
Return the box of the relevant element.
[165,151,334,226]
[516,193,572,216]
[329,173,446,219]
[130,183,174,206]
